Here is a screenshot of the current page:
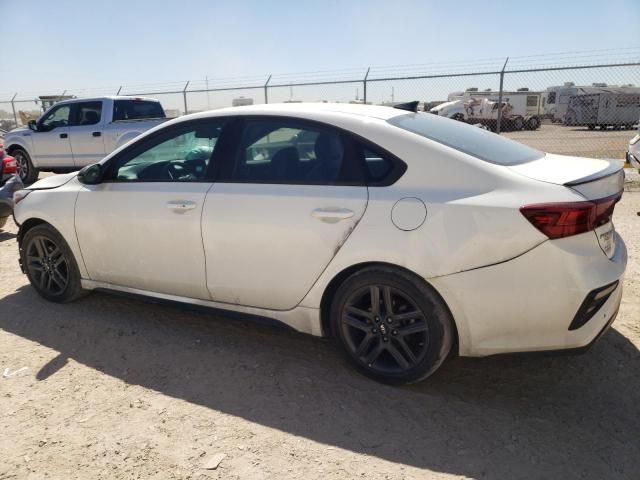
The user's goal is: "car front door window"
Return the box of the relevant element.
[112,122,224,182]
[39,105,71,131]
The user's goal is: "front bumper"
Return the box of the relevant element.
[431,231,627,357]
[627,151,639,169]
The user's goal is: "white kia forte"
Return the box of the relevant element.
[13,103,627,384]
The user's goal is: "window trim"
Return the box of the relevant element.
[100,117,231,183]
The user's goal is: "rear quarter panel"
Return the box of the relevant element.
[299,116,584,308]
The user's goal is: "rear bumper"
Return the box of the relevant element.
[431,231,627,357]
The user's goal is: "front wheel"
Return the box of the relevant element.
[13,148,39,184]
[21,224,87,303]
[330,267,453,384]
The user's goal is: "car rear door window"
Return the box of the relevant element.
[230,118,361,184]
[70,101,102,126]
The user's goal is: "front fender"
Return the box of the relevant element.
[14,178,87,278]
[6,135,33,159]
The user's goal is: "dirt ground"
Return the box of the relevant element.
[0,174,639,480]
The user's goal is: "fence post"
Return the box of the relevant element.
[363,67,370,104]
[495,57,509,134]
[182,81,190,115]
[116,86,122,95]
[264,74,272,104]
[10,93,18,127]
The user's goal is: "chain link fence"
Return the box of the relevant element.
[1,52,639,160]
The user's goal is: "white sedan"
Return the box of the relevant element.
[13,103,626,384]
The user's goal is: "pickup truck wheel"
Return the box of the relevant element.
[14,148,39,184]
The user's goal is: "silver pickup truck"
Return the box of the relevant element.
[4,96,168,183]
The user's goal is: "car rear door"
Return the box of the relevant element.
[75,118,228,299]
[68,101,107,167]
[201,116,368,310]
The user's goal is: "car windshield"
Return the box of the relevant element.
[388,113,544,166]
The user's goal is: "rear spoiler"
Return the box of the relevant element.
[564,160,623,186]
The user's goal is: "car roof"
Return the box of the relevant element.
[181,102,408,122]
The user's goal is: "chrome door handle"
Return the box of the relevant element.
[311,207,354,222]
[167,200,197,213]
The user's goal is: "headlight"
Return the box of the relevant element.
[631,134,640,145]
[13,189,32,204]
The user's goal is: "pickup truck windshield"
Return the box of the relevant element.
[113,100,165,121]
[388,113,544,165]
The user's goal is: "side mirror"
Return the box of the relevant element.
[77,163,104,185]
[28,120,38,132]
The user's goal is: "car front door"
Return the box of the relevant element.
[202,117,369,310]
[68,101,107,167]
[75,118,228,299]
[33,103,73,167]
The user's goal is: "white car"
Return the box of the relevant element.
[13,103,626,384]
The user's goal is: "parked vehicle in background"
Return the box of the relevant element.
[0,142,18,184]
[627,123,640,170]
[545,83,640,124]
[0,174,22,229]
[12,103,626,384]
[565,90,640,130]
[430,91,542,131]
[4,96,168,183]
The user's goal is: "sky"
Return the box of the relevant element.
[1,0,639,109]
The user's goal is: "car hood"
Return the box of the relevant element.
[28,172,78,190]
[4,126,30,139]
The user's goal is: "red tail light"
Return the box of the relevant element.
[520,193,621,239]
[2,156,17,174]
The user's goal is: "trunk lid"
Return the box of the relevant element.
[509,153,624,200]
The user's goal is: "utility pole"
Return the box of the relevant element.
[264,74,271,104]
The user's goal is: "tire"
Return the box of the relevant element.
[13,148,39,184]
[513,117,524,130]
[330,266,453,385]
[21,224,87,303]
[450,113,465,122]
[526,116,540,130]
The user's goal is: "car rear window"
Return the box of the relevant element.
[388,113,544,166]
[113,100,165,121]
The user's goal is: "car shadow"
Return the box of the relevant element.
[1,286,638,479]
[0,231,17,242]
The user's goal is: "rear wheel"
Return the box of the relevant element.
[330,266,453,384]
[13,148,39,184]
[21,224,87,302]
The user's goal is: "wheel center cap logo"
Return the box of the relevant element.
[379,324,387,335]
